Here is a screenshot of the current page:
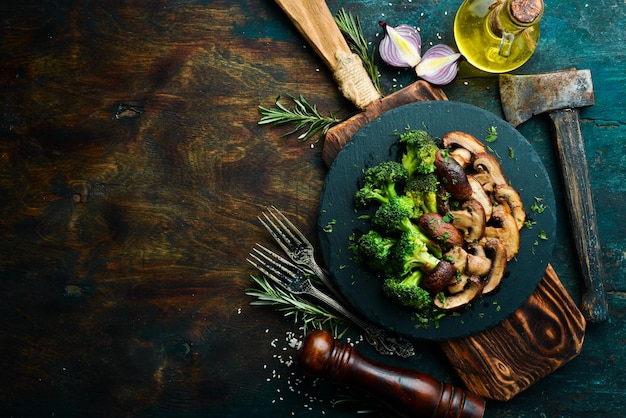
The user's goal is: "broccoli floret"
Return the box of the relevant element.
[405,172,439,217]
[382,270,433,310]
[371,195,419,234]
[354,161,409,207]
[352,230,396,272]
[399,129,439,176]
[389,231,441,276]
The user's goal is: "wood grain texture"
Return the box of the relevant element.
[550,109,608,322]
[439,264,586,401]
[0,0,625,417]
[273,0,352,72]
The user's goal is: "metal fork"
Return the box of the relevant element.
[259,206,348,298]
[248,243,415,358]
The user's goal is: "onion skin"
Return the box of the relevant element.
[415,44,462,85]
[378,21,422,68]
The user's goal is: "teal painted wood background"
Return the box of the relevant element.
[0,0,624,417]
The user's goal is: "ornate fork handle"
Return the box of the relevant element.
[249,244,415,358]
[303,282,415,358]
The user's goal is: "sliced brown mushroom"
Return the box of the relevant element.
[494,184,526,230]
[465,242,492,277]
[482,238,507,294]
[450,199,486,243]
[422,260,456,294]
[434,150,473,201]
[466,242,487,257]
[418,212,464,249]
[447,272,470,294]
[467,175,493,220]
[441,131,487,156]
[466,253,492,277]
[484,209,519,261]
[473,152,508,191]
[436,184,451,214]
[449,147,473,169]
[443,246,468,273]
[434,275,484,311]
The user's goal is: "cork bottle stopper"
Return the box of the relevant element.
[509,0,544,24]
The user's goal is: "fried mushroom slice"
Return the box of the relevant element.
[494,184,525,230]
[465,242,492,276]
[449,147,473,169]
[447,272,470,294]
[418,212,464,250]
[467,175,493,220]
[441,131,487,156]
[434,150,473,201]
[484,210,519,261]
[482,238,507,294]
[422,260,456,294]
[450,199,486,243]
[443,246,468,273]
[473,152,508,191]
[434,275,485,311]
[466,253,492,277]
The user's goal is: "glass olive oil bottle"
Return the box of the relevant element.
[454,0,544,73]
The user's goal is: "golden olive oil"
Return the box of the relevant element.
[454,0,543,73]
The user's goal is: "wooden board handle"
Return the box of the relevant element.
[550,108,608,322]
[299,330,486,418]
[322,81,447,166]
[274,0,381,109]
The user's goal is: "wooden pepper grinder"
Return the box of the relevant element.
[299,330,485,418]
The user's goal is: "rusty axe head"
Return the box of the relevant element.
[499,69,595,127]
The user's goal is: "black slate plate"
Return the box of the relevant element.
[318,101,556,341]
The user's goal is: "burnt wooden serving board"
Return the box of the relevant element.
[324,92,586,401]
[439,264,585,401]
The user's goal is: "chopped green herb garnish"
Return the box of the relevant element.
[485,126,498,142]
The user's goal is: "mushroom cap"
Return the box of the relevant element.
[484,210,519,261]
[422,260,456,294]
[434,275,485,311]
[467,175,493,220]
[494,184,526,230]
[450,199,487,243]
[434,150,473,201]
[441,131,487,155]
[417,212,464,249]
[473,152,508,189]
[482,238,507,294]
[466,253,492,277]
[444,246,468,272]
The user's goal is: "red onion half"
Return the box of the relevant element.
[415,44,462,85]
[378,21,422,68]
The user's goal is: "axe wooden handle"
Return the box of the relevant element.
[550,108,608,322]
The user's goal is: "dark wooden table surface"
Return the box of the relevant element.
[1,1,625,417]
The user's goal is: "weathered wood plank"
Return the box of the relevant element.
[0,0,624,417]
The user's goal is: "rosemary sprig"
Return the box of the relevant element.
[258,94,341,142]
[246,275,349,339]
[334,8,381,94]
